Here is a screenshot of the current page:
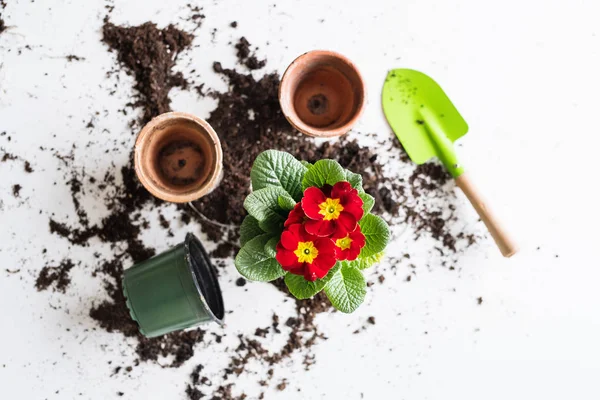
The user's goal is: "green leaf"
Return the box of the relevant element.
[354,251,385,270]
[235,234,285,282]
[301,160,313,169]
[284,274,326,299]
[244,186,288,233]
[240,215,264,247]
[359,192,375,214]
[345,169,363,190]
[359,214,391,258]
[264,236,279,258]
[277,195,296,211]
[250,150,308,201]
[283,263,340,299]
[324,263,366,313]
[302,159,346,190]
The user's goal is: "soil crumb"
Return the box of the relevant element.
[36,260,75,293]
[24,161,33,173]
[12,184,21,197]
[235,37,266,70]
[0,1,6,34]
[65,54,85,62]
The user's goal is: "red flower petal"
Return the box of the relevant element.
[277,251,301,268]
[333,227,366,261]
[303,269,318,281]
[350,229,366,247]
[284,203,305,227]
[305,218,335,237]
[331,181,353,197]
[314,237,337,254]
[341,197,364,221]
[276,247,301,269]
[280,229,298,251]
[309,238,337,278]
[302,187,327,220]
[288,265,307,277]
[310,254,336,277]
[287,223,315,242]
[331,223,348,238]
[337,212,357,233]
[345,247,361,261]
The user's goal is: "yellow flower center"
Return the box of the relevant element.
[318,198,344,221]
[294,241,319,263]
[335,235,353,250]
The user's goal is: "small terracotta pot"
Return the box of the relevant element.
[279,50,366,138]
[134,112,223,203]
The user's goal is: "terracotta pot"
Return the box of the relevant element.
[134,112,223,203]
[279,50,366,138]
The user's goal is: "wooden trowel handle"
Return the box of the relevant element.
[455,173,518,258]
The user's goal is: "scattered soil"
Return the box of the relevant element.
[235,37,266,70]
[1,149,34,173]
[11,184,21,197]
[185,287,331,399]
[0,1,5,34]
[184,4,205,31]
[46,166,157,264]
[65,54,85,62]
[1,150,17,162]
[36,260,75,293]
[102,21,194,125]
[24,161,33,173]
[235,277,246,287]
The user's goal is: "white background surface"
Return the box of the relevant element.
[1,0,600,399]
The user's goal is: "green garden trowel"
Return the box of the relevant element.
[382,69,517,257]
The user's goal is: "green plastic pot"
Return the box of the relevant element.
[122,233,224,338]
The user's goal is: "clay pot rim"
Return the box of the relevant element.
[279,50,366,138]
[134,112,223,203]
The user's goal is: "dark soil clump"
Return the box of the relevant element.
[65,54,85,62]
[1,151,17,162]
[12,184,21,197]
[235,37,266,70]
[0,1,5,34]
[102,21,194,125]
[36,259,75,293]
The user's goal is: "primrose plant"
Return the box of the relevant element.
[235,150,390,313]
